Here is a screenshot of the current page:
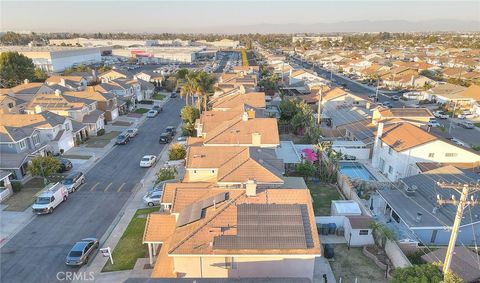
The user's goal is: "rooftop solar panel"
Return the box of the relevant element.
[176,192,229,227]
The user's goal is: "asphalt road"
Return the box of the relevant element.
[0,98,184,283]
[289,57,405,107]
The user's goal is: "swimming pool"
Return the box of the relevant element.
[339,162,377,181]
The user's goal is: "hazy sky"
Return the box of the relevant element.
[1,1,479,33]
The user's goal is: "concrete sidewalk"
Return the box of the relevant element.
[73,124,183,283]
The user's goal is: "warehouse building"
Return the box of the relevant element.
[112,46,206,63]
[0,46,109,72]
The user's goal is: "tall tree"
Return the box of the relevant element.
[196,71,216,113]
[0,52,36,88]
[27,156,61,185]
[180,71,199,106]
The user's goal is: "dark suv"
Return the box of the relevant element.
[159,133,172,144]
[57,158,73,173]
[165,126,176,137]
[115,133,130,145]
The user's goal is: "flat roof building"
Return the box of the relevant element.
[112,46,206,63]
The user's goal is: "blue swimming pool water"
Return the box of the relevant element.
[339,162,377,181]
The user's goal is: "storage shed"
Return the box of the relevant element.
[331,200,362,216]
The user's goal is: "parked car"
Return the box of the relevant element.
[391,95,400,101]
[140,155,157,168]
[126,128,138,137]
[170,92,177,98]
[428,119,441,127]
[146,110,158,118]
[380,101,392,108]
[457,120,474,129]
[57,158,73,173]
[143,190,162,207]
[32,183,68,214]
[65,238,99,266]
[62,171,85,193]
[159,132,172,144]
[115,133,130,145]
[152,105,163,112]
[451,138,468,148]
[458,110,474,119]
[433,111,449,119]
[165,126,177,137]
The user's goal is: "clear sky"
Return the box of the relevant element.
[1,1,479,33]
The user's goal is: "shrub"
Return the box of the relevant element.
[138,100,154,105]
[155,167,177,184]
[169,144,186,160]
[472,145,480,151]
[97,129,105,136]
[11,181,22,193]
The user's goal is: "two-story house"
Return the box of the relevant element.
[371,122,480,181]
[0,92,27,114]
[64,89,119,121]
[95,79,136,111]
[26,91,105,136]
[0,111,75,181]
[210,91,266,111]
[45,75,88,91]
[143,184,321,280]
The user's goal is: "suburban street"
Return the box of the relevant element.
[0,98,184,283]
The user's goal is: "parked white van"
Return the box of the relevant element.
[32,183,69,214]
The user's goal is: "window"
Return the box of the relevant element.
[428,153,435,158]
[211,170,215,173]
[32,135,40,145]
[359,230,369,235]
[19,140,26,150]
[65,123,70,131]
[193,170,197,174]
[388,147,393,155]
[224,257,236,269]
[445,153,458,157]
[388,166,393,174]
[7,102,14,109]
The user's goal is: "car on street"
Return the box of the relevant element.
[451,138,468,148]
[428,119,441,127]
[126,128,138,137]
[433,111,449,119]
[391,95,400,101]
[170,92,177,98]
[146,109,158,118]
[57,158,73,173]
[380,101,392,108]
[458,110,474,119]
[32,183,68,214]
[115,133,130,145]
[143,190,162,207]
[152,105,163,112]
[159,132,172,144]
[165,126,177,137]
[65,238,99,266]
[62,171,85,193]
[457,120,474,129]
[140,155,157,167]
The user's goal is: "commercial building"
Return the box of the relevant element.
[0,46,108,72]
[112,46,206,63]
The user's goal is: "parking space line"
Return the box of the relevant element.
[103,183,113,192]
[89,183,99,192]
[117,183,126,192]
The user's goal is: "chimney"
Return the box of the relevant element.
[34,105,42,114]
[247,109,255,119]
[24,79,30,85]
[242,111,249,121]
[366,102,371,110]
[60,78,66,87]
[415,212,422,223]
[246,179,257,197]
[54,89,61,96]
[410,75,415,86]
[196,123,203,137]
[252,132,261,146]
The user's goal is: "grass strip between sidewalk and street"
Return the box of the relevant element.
[102,207,159,272]
[133,108,149,114]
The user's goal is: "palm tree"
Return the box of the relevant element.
[180,71,199,106]
[195,71,216,113]
[368,221,395,249]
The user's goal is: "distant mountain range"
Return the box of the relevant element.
[182,19,480,34]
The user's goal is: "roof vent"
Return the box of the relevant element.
[406,185,417,196]
[415,212,422,223]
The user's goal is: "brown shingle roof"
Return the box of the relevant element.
[143,213,176,243]
[379,122,437,152]
[212,92,265,110]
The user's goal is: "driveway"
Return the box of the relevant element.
[0,98,184,283]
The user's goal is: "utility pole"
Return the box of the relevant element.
[448,100,457,134]
[375,77,380,103]
[436,181,480,274]
[317,89,322,125]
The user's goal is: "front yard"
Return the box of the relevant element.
[102,207,159,272]
[84,131,120,148]
[152,93,166,100]
[307,181,342,216]
[133,108,150,114]
[1,178,46,211]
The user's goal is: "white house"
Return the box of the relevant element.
[288,69,322,86]
[372,122,480,181]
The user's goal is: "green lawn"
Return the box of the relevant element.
[307,181,342,216]
[102,207,159,272]
[152,93,165,100]
[133,108,149,114]
[475,122,480,128]
[2,178,46,211]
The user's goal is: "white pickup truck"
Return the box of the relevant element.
[433,111,449,119]
[32,183,69,214]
